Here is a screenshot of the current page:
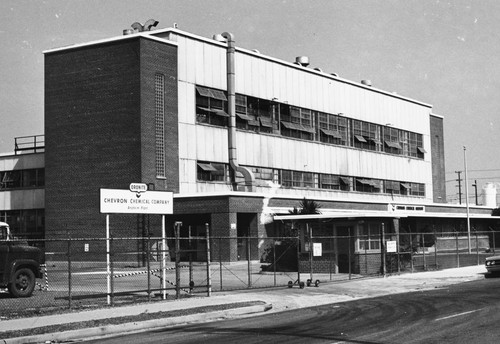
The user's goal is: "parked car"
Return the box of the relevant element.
[485,255,500,275]
[0,221,45,297]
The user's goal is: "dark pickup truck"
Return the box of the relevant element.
[0,221,44,297]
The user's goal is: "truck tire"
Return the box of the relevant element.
[8,268,36,298]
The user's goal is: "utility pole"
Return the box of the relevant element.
[455,170,462,204]
[472,180,478,205]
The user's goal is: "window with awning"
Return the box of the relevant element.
[320,129,343,139]
[281,121,316,133]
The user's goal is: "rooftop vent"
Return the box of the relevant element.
[213,34,227,42]
[123,29,134,35]
[331,73,339,77]
[130,19,159,33]
[295,56,309,67]
[361,79,372,87]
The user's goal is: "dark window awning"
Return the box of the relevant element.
[356,178,372,185]
[210,89,227,101]
[196,86,213,97]
[197,107,229,117]
[385,140,402,149]
[260,117,274,128]
[236,112,256,121]
[370,138,382,145]
[197,163,217,171]
[339,176,350,184]
[196,86,227,101]
[417,146,427,153]
[354,135,367,143]
[401,182,411,189]
[281,121,316,133]
[320,129,343,139]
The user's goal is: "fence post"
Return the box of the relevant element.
[397,231,401,274]
[409,231,414,273]
[205,223,212,297]
[161,215,167,300]
[67,233,72,310]
[456,231,460,268]
[188,225,193,292]
[106,214,111,305]
[422,233,426,271]
[273,238,276,287]
[247,236,251,288]
[476,230,479,265]
[493,228,496,254]
[434,226,438,270]
[329,237,333,280]
[307,223,313,283]
[110,235,114,306]
[175,222,182,299]
[296,236,301,286]
[219,237,223,291]
[381,223,386,277]
[348,227,352,280]
[147,221,151,302]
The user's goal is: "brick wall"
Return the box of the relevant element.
[430,115,446,203]
[44,37,178,256]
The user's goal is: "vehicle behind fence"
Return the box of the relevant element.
[1,229,497,318]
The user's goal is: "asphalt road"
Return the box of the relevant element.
[83,276,500,344]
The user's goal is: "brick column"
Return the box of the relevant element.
[211,212,238,262]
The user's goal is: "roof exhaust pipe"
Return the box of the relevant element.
[221,32,255,192]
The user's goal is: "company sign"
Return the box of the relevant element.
[100,188,173,214]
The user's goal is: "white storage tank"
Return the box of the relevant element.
[482,183,497,207]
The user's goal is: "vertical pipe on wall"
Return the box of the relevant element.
[221,32,255,192]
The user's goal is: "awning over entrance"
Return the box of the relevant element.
[273,211,500,221]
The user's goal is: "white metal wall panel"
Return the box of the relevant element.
[177,36,188,83]
[194,40,205,86]
[230,130,431,183]
[185,38,196,84]
[0,153,44,171]
[195,125,228,163]
[176,35,434,198]
[177,81,189,124]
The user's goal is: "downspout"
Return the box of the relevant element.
[221,32,255,192]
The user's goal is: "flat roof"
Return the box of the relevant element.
[43,32,177,55]
[43,26,432,108]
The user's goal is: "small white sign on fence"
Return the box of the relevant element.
[313,242,322,256]
[386,240,397,253]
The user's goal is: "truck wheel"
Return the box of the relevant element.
[8,268,36,298]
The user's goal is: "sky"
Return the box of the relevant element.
[1,0,499,204]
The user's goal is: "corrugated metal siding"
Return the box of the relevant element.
[175,35,433,198]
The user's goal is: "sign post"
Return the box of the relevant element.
[100,185,173,304]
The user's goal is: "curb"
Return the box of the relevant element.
[1,303,272,344]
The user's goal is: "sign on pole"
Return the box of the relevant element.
[100,188,173,214]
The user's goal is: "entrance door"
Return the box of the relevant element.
[336,226,354,273]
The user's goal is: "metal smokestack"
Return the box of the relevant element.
[221,32,255,192]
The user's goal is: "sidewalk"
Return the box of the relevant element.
[0,265,487,343]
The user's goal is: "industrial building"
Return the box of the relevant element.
[1,25,499,274]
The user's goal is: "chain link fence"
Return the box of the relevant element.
[1,228,498,318]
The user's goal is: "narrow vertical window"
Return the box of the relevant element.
[155,74,166,178]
